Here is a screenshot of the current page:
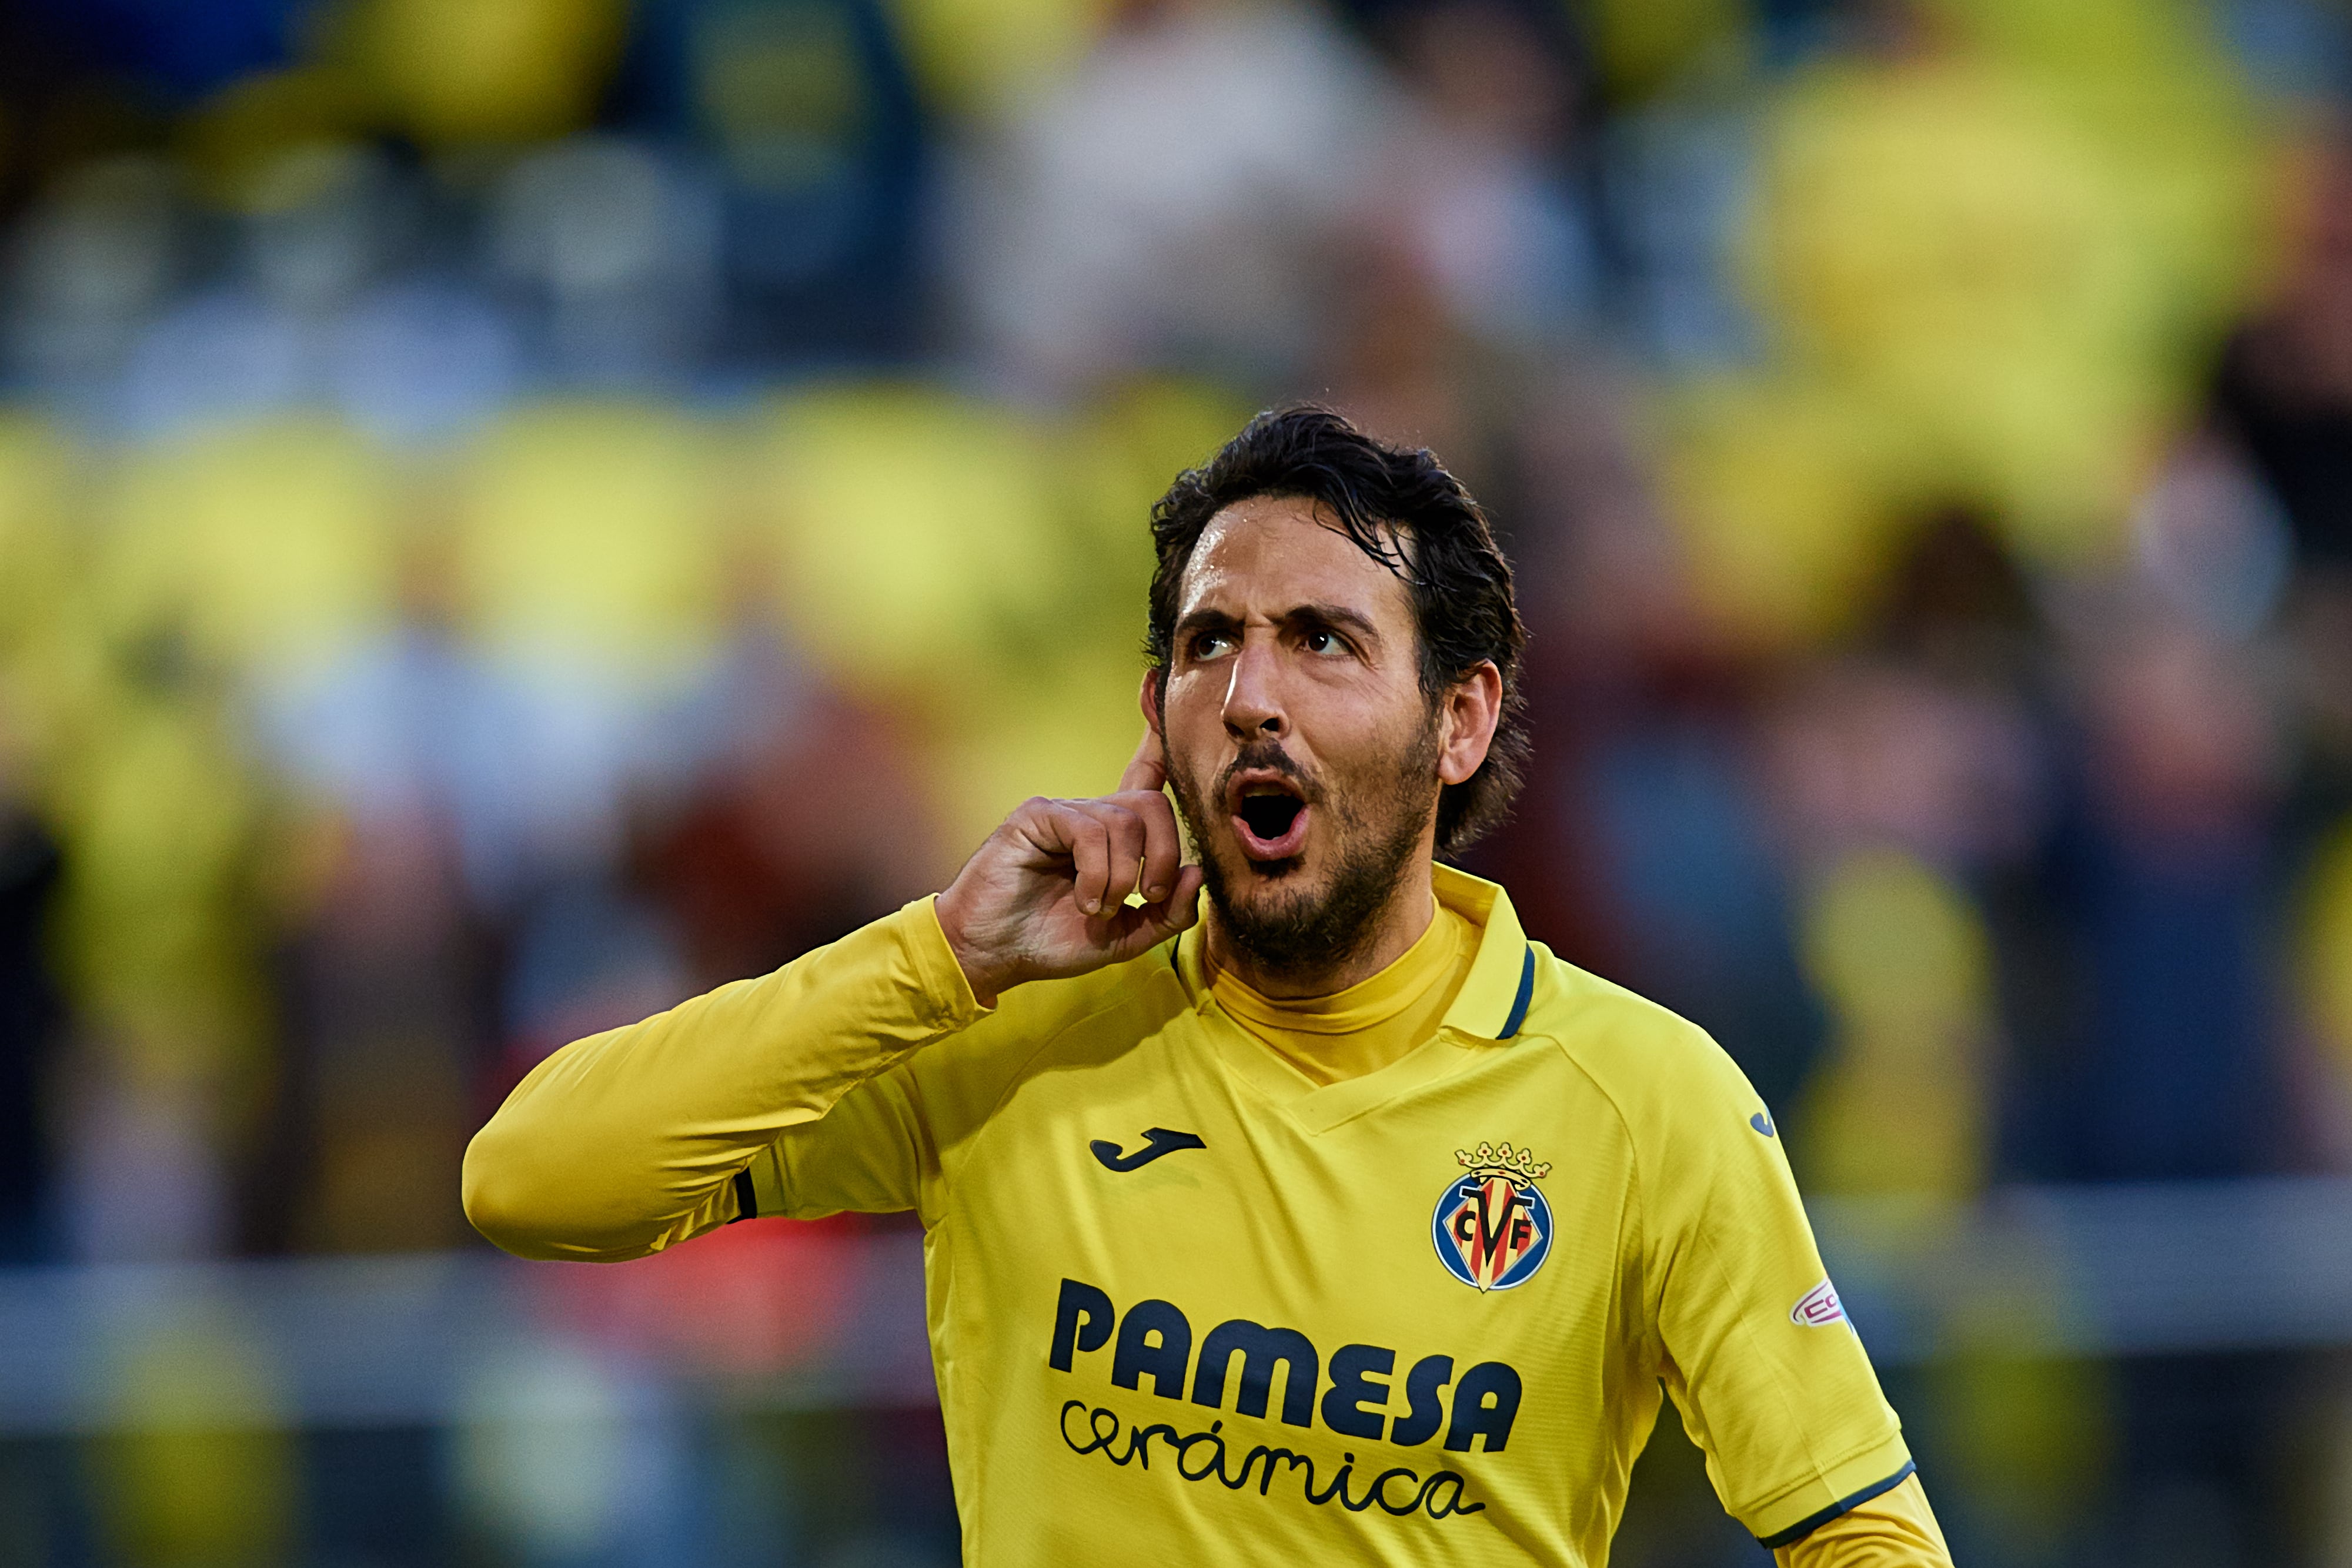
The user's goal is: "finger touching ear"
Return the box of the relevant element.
[1436,662,1504,787]
[1118,725,1167,795]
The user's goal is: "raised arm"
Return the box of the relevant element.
[462,732,1202,1262]
[461,900,983,1261]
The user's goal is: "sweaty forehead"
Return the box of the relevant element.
[1177,496,1414,626]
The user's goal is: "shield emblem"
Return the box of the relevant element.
[1432,1172,1552,1292]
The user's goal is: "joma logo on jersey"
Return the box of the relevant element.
[1433,1141,1552,1292]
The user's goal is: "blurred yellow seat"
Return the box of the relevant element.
[1658,376,1907,649]
[345,0,627,147]
[747,383,1064,702]
[1058,376,1251,618]
[0,412,74,648]
[886,0,1101,119]
[97,416,402,681]
[449,401,724,681]
[0,412,94,782]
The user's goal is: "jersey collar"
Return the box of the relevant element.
[1427,863,1534,1043]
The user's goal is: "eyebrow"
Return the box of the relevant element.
[1171,601,1385,652]
[1285,602,1383,647]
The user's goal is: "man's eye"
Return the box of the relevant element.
[1303,630,1346,656]
[1191,631,1234,658]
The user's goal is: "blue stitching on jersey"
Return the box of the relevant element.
[1499,947,1535,1039]
[1754,1460,1917,1549]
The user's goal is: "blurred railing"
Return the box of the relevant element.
[8,1178,2352,1434]
[1817,1177,2352,1364]
[0,1225,934,1435]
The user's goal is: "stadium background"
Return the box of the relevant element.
[0,0,2350,1562]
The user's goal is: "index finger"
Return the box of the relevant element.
[1117,728,1167,795]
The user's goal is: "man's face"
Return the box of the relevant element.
[1151,496,1444,977]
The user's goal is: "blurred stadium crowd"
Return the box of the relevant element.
[3,0,2352,1563]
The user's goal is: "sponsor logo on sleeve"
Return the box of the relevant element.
[1790,1278,1848,1328]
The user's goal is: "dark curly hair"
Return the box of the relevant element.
[1145,406,1529,854]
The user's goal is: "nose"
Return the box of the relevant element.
[1221,637,1287,742]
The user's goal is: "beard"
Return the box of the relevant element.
[1165,718,1442,985]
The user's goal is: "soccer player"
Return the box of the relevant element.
[465,408,1954,1565]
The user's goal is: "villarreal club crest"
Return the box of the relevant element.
[1432,1141,1553,1292]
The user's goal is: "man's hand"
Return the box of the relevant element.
[934,732,1207,1006]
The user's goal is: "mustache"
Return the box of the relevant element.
[1214,741,1321,803]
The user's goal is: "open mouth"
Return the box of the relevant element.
[1229,774,1309,861]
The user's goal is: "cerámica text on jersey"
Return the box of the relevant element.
[1050,1278,1522,1452]
[1058,1399,1488,1520]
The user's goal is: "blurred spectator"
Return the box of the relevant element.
[122,145,395,437]
[634,646,934,990]
[489,139,721,388]
[2213,119,2352,890]
[0,796,62,1263]
[115,143,524,442]
[946,0,1399,394]
[3,158,183,419]
[2046,597,2290,1182]
[1792,844,1994,1201]
[2215,124,2352,572]
[257,807,493,1253]
[2299,816,2352,1157]
[38,0,303,99]
[626,0,928,366]
[1371,0,1600,352]
[1307,8,1598,476]
[48,640,273,1264]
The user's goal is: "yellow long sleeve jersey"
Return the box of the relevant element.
[466,867,1945,1566]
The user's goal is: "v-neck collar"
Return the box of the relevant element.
[1174,864,1534,1135]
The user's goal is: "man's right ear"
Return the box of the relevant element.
[1138,670,1165,740]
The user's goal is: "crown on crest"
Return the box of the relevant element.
[1456,1140,1551,1185]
